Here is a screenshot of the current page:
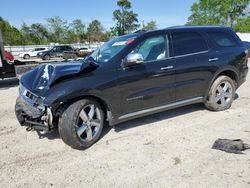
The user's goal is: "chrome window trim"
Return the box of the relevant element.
[140,50,209,64]
[174,50,209,59]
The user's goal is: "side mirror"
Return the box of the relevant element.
[122,53,144,68]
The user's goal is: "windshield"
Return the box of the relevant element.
[87,34,138,64]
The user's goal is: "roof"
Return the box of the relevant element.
[166,25,228,30]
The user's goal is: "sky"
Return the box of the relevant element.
[0,0,197,30]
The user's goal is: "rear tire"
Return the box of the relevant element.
[24,54,30,59]
[204,76,235,111]
[58,99,104,149]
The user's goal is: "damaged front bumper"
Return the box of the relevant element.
[15,85,54,132]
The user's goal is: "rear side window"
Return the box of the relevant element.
[207,32,238,47]
[64,46,72,51]
[172,32,208,56]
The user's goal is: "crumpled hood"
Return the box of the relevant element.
[20,60,98,95]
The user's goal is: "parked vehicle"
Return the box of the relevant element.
[19,47,48,59]
[15,26,249,149]
[0,29,60,79]
[0,29,16,78]
[4,51,14,64]
[37,45,75,60]
[243,41,250,58]
[78,47,93,57]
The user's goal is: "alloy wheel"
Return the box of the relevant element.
[76,104,102,142]
[214,81,233,108]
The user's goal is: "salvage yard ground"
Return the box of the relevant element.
[0,61,250,187]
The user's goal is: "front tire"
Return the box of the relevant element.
[43,55,50,60]
[204,76,235,111]
[58,99,104,149]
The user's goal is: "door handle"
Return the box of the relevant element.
[161,66,174,71]
[209,58,219,62]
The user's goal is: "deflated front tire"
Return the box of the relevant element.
[58,99,104,150]
[15,99,25,126]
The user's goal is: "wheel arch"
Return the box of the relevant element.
[205,67,239,98]
[53,94,113,125]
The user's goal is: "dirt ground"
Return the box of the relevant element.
[0,69,250,188]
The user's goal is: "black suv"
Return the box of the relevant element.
[37,45,75,60]
[15,26,249,149]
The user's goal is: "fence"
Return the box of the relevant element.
[4,42,103,56]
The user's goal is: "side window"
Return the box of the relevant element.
[130,35,169,62]
[172,32,208,56]
[207,32,238,47]
[53,47,59,52]
[63,46,70,51]
[58,46,64,51]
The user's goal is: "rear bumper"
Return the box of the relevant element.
[237,66,248,89]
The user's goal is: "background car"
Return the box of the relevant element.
[243,41,250,58]
[77,47,93,57]
[4,51,14,64]
[37,45,75,60]
[19,47,48,59]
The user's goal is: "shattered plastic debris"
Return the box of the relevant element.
[212,139,250,154]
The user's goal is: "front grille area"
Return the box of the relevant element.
[19,83,45,113]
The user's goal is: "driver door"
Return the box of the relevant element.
[117,33,176,117]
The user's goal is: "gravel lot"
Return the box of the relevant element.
[0,66,250,188]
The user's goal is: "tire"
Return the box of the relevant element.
[15,103,25,126]
[204,76,236,111]
[43,55,50,60]
[58,99,104,149]
[24,54,30,59]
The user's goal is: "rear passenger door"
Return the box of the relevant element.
[171,31,210,101]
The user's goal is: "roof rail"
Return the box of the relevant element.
[134,29,147,33]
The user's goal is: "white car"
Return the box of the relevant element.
[19,47,48,59]
[79,47,92,53]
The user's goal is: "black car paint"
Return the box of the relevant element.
[17,26,249,128]
[37,45,74,59]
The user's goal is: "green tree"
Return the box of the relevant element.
[143,21,157,31]
[235,16,250,32]
[187,0,250,28]
[0,17,23,45]
[113,0,139,35]
[20,22,32,44]
[68,19,86,43]
[46,16,69,43]
[29,23,49,44]
[87,19,104,43]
